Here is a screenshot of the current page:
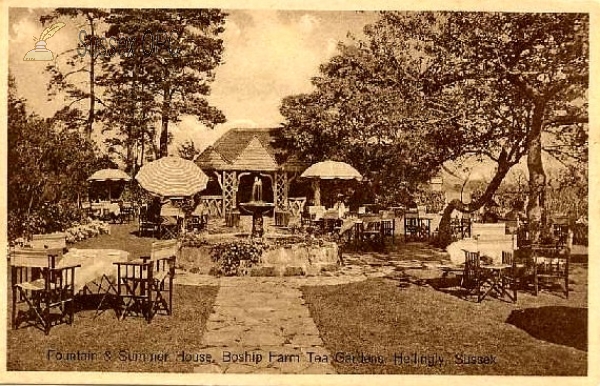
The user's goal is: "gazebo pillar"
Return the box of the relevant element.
[274,171,288,210]
[222,170,237,215]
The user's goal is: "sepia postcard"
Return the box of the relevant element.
[1,0,598,385]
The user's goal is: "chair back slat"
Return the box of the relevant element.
[463,250,481,287]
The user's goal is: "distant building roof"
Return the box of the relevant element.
[212,128,278,163]
[231,136,279,171]
[195,127,309,172]
[194,146,230,170]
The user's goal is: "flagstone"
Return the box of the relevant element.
[198,277,337,374]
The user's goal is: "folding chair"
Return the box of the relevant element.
[160,216,179,240]
[381,218,395,244]
[360,216,384,250]
[532,245,569,298]
[11,248,80,335]
[139,206,160,238]
[461,250,483,302]
[501,251,519,302]
[114,260,154,322]
[120,201,135,222]
[187,214,207,232]
[404,211,420,242]
[143,240,178,316]
[417,218,432,241]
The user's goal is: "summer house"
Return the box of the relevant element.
[195,128,309,218]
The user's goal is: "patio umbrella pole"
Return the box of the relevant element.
[313,180,321,207]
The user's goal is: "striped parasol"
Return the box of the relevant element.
[135,156,209,197]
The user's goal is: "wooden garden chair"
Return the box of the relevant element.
[461,250,484,302]
[160,216,179,240]
[114,260,154,322]
[142,240,178,316]
[11,248,80,335]
[138,206,160,238]
[501,251,519,302]
[404,211,420,242]
[532,244,570,298]
[114,240,178,322]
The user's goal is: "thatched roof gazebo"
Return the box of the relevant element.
[195,128,308,217]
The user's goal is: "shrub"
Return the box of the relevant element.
[8,201,85,240]
[210,240,264,276]
[180,232,210,248]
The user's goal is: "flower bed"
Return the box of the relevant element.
[11,220,110,247]
[64,220,111,244]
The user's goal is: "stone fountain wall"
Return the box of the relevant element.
[178,236,339,277]
[258,242,339,276]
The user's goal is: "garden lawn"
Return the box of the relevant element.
[7,222,219,372]
[7,285,218,372]
[302,275,587,376]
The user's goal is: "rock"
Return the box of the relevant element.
[283,266,305,276]
[319,263,338,272]
[250,265,277,277]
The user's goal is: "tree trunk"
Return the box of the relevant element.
[159,85,171,158]
[437,159,512,248]
[87,14,96,140]
[160,115,169,158]
[526,102,546,244]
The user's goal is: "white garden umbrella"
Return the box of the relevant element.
[87,168,131,201]
[87,168,132,182]
[135,156,209,197]
[300,160,362,206]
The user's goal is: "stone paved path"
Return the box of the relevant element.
[180,250,449,374]
[193,277,337,374]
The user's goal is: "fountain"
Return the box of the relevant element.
[176,175,340,277]
[239,176,275,238]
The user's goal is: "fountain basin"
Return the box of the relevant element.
[260,241,339,276]
[239,201,275,215]
[179,235,339,276]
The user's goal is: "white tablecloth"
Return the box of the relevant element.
[58,248,129,292]
[446,237,516,265]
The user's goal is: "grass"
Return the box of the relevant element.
[7,223,219,372]
[302,263,588,375]
[7,285,218,372]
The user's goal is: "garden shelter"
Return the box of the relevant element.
[195,128,309,218]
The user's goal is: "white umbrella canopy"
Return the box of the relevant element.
[87,168,131,182]
[300,160,363,180]
[135,156,209,197]
[300,160,362,206]
[87,168,131,201]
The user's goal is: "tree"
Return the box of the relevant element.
[8,75,114,238]
[279,42,461,205]
[280,12,588,246]
[41,9,109,139]
[103,9,227,158]
[177,139,201,161]
[384,12,589,244]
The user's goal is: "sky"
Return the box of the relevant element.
[8,8,378,150]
